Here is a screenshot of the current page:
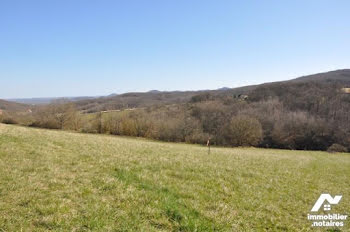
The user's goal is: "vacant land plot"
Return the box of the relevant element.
[0,124,349,231]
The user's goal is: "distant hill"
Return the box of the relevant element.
[291,69,350,83]
[69,69,350,112]
[3,69,349,152]
[248,69,350,101]
[0,99,30,112]
[217,87,231,91]
[8,96,98,105]
[75,91,203,113]
[5,69,350,113]
[148,90,161,93]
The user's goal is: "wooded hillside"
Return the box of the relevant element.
[2,69,350,152]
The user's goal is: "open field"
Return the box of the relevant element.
[0,124,349,231]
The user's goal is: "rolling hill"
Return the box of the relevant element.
[291,69,350,83]
[0,99,31,112]
[0,124,349,231]
[74,69,350,112]
[3,69,349,152]
[5,69,350,113]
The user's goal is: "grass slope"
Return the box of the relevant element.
[0,124,349,231]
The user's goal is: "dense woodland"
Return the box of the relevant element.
[1,70,350,152]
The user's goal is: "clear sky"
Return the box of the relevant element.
[1,0,349,98]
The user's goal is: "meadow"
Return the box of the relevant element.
[0,123,349,231]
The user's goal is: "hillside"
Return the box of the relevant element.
[75,91,203,113]
[3,69,350,152]
[73,85,261,113]
[0,124,349,231]
[249,70,350,117]
[291,69,350,83]
[74,69,350,112]
[0,99,31,112]
[6,69,350,113]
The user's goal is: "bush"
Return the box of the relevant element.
[121,118,138,136]
[327,144,348,153]
[185,130,209,144]
[271,112,334,150]
[1,117,18,124]
[191,101,229,143]
[156,119,185,142]
[224,116,262,147]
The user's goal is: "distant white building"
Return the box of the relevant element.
[341,88,350,94]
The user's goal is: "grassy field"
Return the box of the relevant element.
[0,124,349,231]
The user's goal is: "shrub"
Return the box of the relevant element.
[29,120,59,129]
[81,122,98,134]
[271,112,333,150]
[185,130,209,144]
[121,118,138,136]
[327,144,348,153]
[224,116,263,147]
[191,101,229,143]
[156,119,184,142]
[1,117,17,125]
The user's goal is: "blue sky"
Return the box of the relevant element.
[1,0,349,98]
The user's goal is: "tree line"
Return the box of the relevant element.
[1,80,349,152]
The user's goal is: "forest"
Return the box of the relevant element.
[1,70,350,152]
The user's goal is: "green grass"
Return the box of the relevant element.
[0,124,349,231]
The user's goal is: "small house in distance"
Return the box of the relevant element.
[341,88,350,94]
[0,109,3,115]
[233,94,249,100]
